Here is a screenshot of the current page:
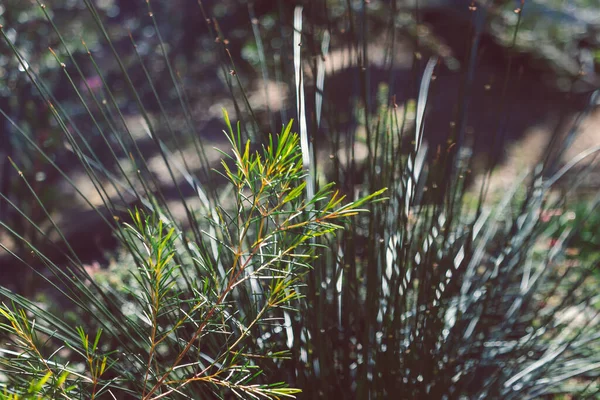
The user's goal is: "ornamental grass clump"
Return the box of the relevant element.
[1,1,600,399]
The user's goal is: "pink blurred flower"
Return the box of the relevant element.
[80,75,102,92]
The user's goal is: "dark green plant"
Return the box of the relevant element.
[0,110,383,398]
[1,0,599,399]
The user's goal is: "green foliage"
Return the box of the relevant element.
[0,110,381,398]
[1,0,599,399]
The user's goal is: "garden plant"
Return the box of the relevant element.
[0,0,599,399]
